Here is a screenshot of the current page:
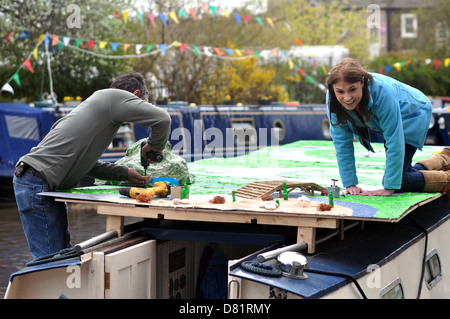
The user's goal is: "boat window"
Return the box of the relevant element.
[379,278,404,299]
[424,249,442,290]
[5,115,40,141]
[272,119,286,142]
[108,123,135,150]
[230,118,257,146]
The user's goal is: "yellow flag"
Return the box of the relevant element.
[99,41,107,49]
[222,9,230,18]
[393,62,401,72]
[445,58,450,67]
[33,47,38,60]
[235,49,243,56]
[266,18,274,28]
[38,34,45,45]
[169,11,179,24]
[288,60,294,70]
[123,11,129,23]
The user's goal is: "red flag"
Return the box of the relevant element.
[189,8,197,20]
[23,58,34,73]
[298,68,305,76]
[435,59,441,70]
[88,40,95,50]
[180,43,187,52]
[296,37,303,45]
[6,32,12,45]
[114,11,120,19]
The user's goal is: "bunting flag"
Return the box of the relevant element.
[1,83,14,94]
[23,58,34,73]
[5,32,12,45]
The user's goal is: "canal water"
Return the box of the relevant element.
[0,202,108,299]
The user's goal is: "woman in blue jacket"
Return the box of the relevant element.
[326,58,450,196]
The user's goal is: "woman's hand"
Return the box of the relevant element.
[345,185,363,195]
[360,188,395,196]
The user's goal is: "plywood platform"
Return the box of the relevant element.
[233,180,326,199]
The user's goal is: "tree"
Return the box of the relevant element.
[197,58,289,105]
[0,0,131,102]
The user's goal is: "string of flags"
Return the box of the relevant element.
[112,4,278,29]
[1,32,327,94]
[2,31,450,96]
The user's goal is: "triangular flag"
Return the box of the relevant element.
[1,83,14,94]
[435,59,441,70]
[5,32,12,45]
[123,11,129,23]
[445,58,450,67]
[179,10,187,19]
[201,2,209,14]
[52,34,59,46]
[256,17,264,27]
[33,47,39,60]
[148,14,156,27]
[75,39,82,48]
[244,16,250,27]
[180,43,187,52]
[38,34,46,45]
[146,44,154,52]
[160,13,167,27]
[114,11,120,19]
[235,49,242,57]
[136,44,142,54]
[99,41,107,49]
[111,42,119,51]
[63,36,71,46]
[225,49,234,55]
[210,5,216,17]
[222,9,230,18]
[203,47,212,56]
[123,43,130,53]
[214,48,224,56]
[169,12,179,24]
[193,45,200,56]
[393,62,401,71]
[160,44,167,55]
[288,60,294,70]
[266,17,275,28]
[296,37,303,45]
[88,40,95,50]
[234,13,241,25]
[298,69,305,75]
[19,31,29,40]
[189,8,197,20]
[23,58,34,73]
[137,13,144,26]
[12,73,21,87]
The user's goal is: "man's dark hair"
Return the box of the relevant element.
[110,72,149,101]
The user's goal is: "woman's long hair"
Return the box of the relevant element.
[326,58,374,127]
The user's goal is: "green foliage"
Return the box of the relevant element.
[369,52,450,97]
[0,0,131,102]
[198,58,289,105]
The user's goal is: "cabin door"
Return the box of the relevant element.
[104,239,156,298]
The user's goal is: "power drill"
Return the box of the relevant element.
[119,181,171,200]
[141,141,163,175]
